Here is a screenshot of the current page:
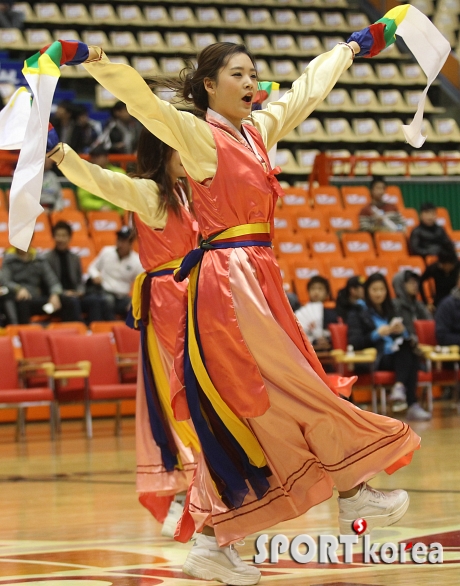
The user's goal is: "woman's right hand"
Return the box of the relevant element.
[86,46,101,61]
[377,325,391,337]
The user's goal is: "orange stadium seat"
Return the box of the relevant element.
[325,258,360,298]
[92,231,117,252]
[327,209,360,232]
[392,256,426,277]
[341,186,371,209]
[435,207,453,234]
[273,212,296,233]
[308,231,342,259]
[400,208,419,233]
[374,232,408,257]
[61,188,77,210]
[291,259,326,304]
[273,232,308,262]
[87,211,122,236]
[311,185,342,209]
[342,232,376,260]
[51,210,88,237]
[282,188,310,210]
[383,185,405,209]
[293,209,327,234]
[360,260,393,283]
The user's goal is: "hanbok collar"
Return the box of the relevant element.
[206,108,264,165]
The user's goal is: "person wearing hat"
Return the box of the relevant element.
[392,270,432,338]
[86,225,143,320]
[335,275,365,324]
[409,202,454,259]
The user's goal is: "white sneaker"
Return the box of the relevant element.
[161,500,183,538]
[406,403,432,421]
[338,483,410,535]
[390,383,408,413]
[183,534,261,585]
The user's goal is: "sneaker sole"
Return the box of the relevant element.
[391,402,408,413]
[339,493,410,536]
[183,553,261,585]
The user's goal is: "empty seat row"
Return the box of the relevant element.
[14,4,367,31]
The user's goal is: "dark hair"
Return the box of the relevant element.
[112,101,127,113]
[438,246,458,264]
[130,128,191,217]
[89,144,109,157]
[364,273,394,318]
[307,275,331,297]
[370,176,386,190]
[146,42,257,115]
[52,220,72,237]
[420,201,436,212]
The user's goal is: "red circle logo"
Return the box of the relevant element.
[352,518,367,535]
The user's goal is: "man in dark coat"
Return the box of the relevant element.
[409,202,453,258]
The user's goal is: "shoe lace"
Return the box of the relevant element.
[364,483,386,501]
[228,542,245,565]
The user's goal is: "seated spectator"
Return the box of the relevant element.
[335,275,365,323]
[0,1,24,29]
[76,145,125,214]
[409,201,453,258]
[347,273,431,421]
[435,272,460,345]
[420,247,460,312]
[392,270,432,337]
[0,274,17,325]
[40,157,64,212]
[1,246,81,324]
[359,176,406,233]
[71,104,102,154]
[44,221,110,323]
[100,101,142,154]
[51,100,77,147]
[295,276,337,351]
[86,226,143,320]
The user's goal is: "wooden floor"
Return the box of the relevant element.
[1,402,459,586]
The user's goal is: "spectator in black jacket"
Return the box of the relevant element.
[435,273,460,346]
[420,247,460,312]
[409,202,453,258]
[347,273,431,421]
[335,275,365,323]
[392,270,432,337]
[44,221,110,323]
[1,246,81,324]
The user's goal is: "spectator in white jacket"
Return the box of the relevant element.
[86,226,143,320]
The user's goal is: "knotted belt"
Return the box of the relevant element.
[177,223,273,508]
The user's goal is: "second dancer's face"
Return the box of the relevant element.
[205,53,258,129]
[168,150,185,183]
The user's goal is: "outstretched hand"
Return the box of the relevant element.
[347,23,389,58]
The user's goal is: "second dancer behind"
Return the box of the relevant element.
[47,128,200,538]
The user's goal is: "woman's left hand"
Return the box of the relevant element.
[391,322,405,335]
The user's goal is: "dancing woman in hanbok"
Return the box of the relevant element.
[67,37,422,584]
[47,129,200,537]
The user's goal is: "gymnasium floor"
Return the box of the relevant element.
[1,402,459,586]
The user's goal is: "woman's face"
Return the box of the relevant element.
[204,53,257,128]
[167,150,185,183]
[367,281,388,306]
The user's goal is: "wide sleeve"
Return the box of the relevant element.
[250,44,354,151]
[83,49,217,182]
[49,143,166,229]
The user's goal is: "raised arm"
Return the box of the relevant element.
[83,48,216,182]
[250,44,355,151]
[48,143,167,229]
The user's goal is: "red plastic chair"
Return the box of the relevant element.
[48,333,136,437]
[112,324,139,383]
[0,337,55,440]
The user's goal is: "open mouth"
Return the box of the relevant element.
[242,95,252,103]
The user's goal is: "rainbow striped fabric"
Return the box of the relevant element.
[7,41,88,251]
[348,5,451,148]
